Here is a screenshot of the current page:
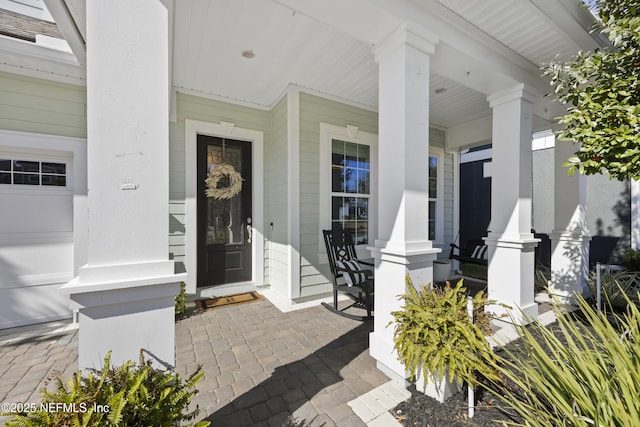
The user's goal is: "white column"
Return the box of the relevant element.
[549,141,590,302]
[60,0,185,369]
[632,180,640,249]
[484,84,539,324]
[369,21,441,383]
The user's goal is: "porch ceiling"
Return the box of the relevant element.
[51,0,602,130]
[168,0,601,129]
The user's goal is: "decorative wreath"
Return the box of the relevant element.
[205,163,243,199]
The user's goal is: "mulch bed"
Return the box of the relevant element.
[391,305,635,426]
[390,316,573,426]
[391,382,521,426]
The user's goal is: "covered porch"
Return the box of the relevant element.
[41,0,603,381]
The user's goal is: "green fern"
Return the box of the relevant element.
[2,350,209,427]
[389,277,501,387]
[175,282,187,319]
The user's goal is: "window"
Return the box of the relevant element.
[331,139,370,245]
[428,148,445,244]
[428,155,437,241]
[0,159,67,186]
[320,123,377,253]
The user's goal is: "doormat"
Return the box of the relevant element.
[195,291,264,312]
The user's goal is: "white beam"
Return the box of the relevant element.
[529,0,607,50]
[633,180,640,250]
[43,0,86,66]
[446,116,492,150]
[272,0,400,45]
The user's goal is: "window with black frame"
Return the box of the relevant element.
[0,159,67,186]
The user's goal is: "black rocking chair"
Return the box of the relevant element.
[322,229,374,320]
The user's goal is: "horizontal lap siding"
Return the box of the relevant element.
[298,93,377,296]
[169,201,186,272]
[0,71,86,138]
[169,92,271,277]
[265,97,288,292]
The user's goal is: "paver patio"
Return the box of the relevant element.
[0,298,390,426]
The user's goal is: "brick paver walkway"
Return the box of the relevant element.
[0,298,389,426]
[0,325,78,425]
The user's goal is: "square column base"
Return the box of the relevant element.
[61,272,186,370]
[484,235,539,325]
[368,241,440,383]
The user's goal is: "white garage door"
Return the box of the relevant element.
[0,149,74,329]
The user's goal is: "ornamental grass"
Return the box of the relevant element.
[490,293,640,426]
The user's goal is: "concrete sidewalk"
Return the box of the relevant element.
[0,297,397,426]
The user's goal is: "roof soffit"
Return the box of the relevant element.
[273,0,550,96]
[38,0,598,130]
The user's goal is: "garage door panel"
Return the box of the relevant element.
[0,193,73,233]
[0,283,71,329]
[0,235,73,288]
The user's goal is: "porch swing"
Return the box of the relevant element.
[448,237,488,267]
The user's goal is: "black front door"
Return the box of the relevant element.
[197,135,252,286]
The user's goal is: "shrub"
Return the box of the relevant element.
[3,351,209,427]
[175,281,187,319]
[586,270,640,312]
[389,277,500,387]
[622,248,640,271]
[490,294,640,426]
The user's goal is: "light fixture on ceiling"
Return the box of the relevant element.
[241,50,255,59]
[435,87,447,94]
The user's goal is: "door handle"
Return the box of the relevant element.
[246,217,252,244]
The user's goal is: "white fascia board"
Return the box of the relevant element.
[0,34,78,65]
[529,0,608,49]
[461,148,492,164]
[43,0,86,66]
[0,35,85,84]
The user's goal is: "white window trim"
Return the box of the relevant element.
[429,147,445,246]
[0,152,72,193]
[319,123,377,260]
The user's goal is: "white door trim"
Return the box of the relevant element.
[185,119,264,294]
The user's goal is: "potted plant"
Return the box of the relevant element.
[389,277,500,403]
